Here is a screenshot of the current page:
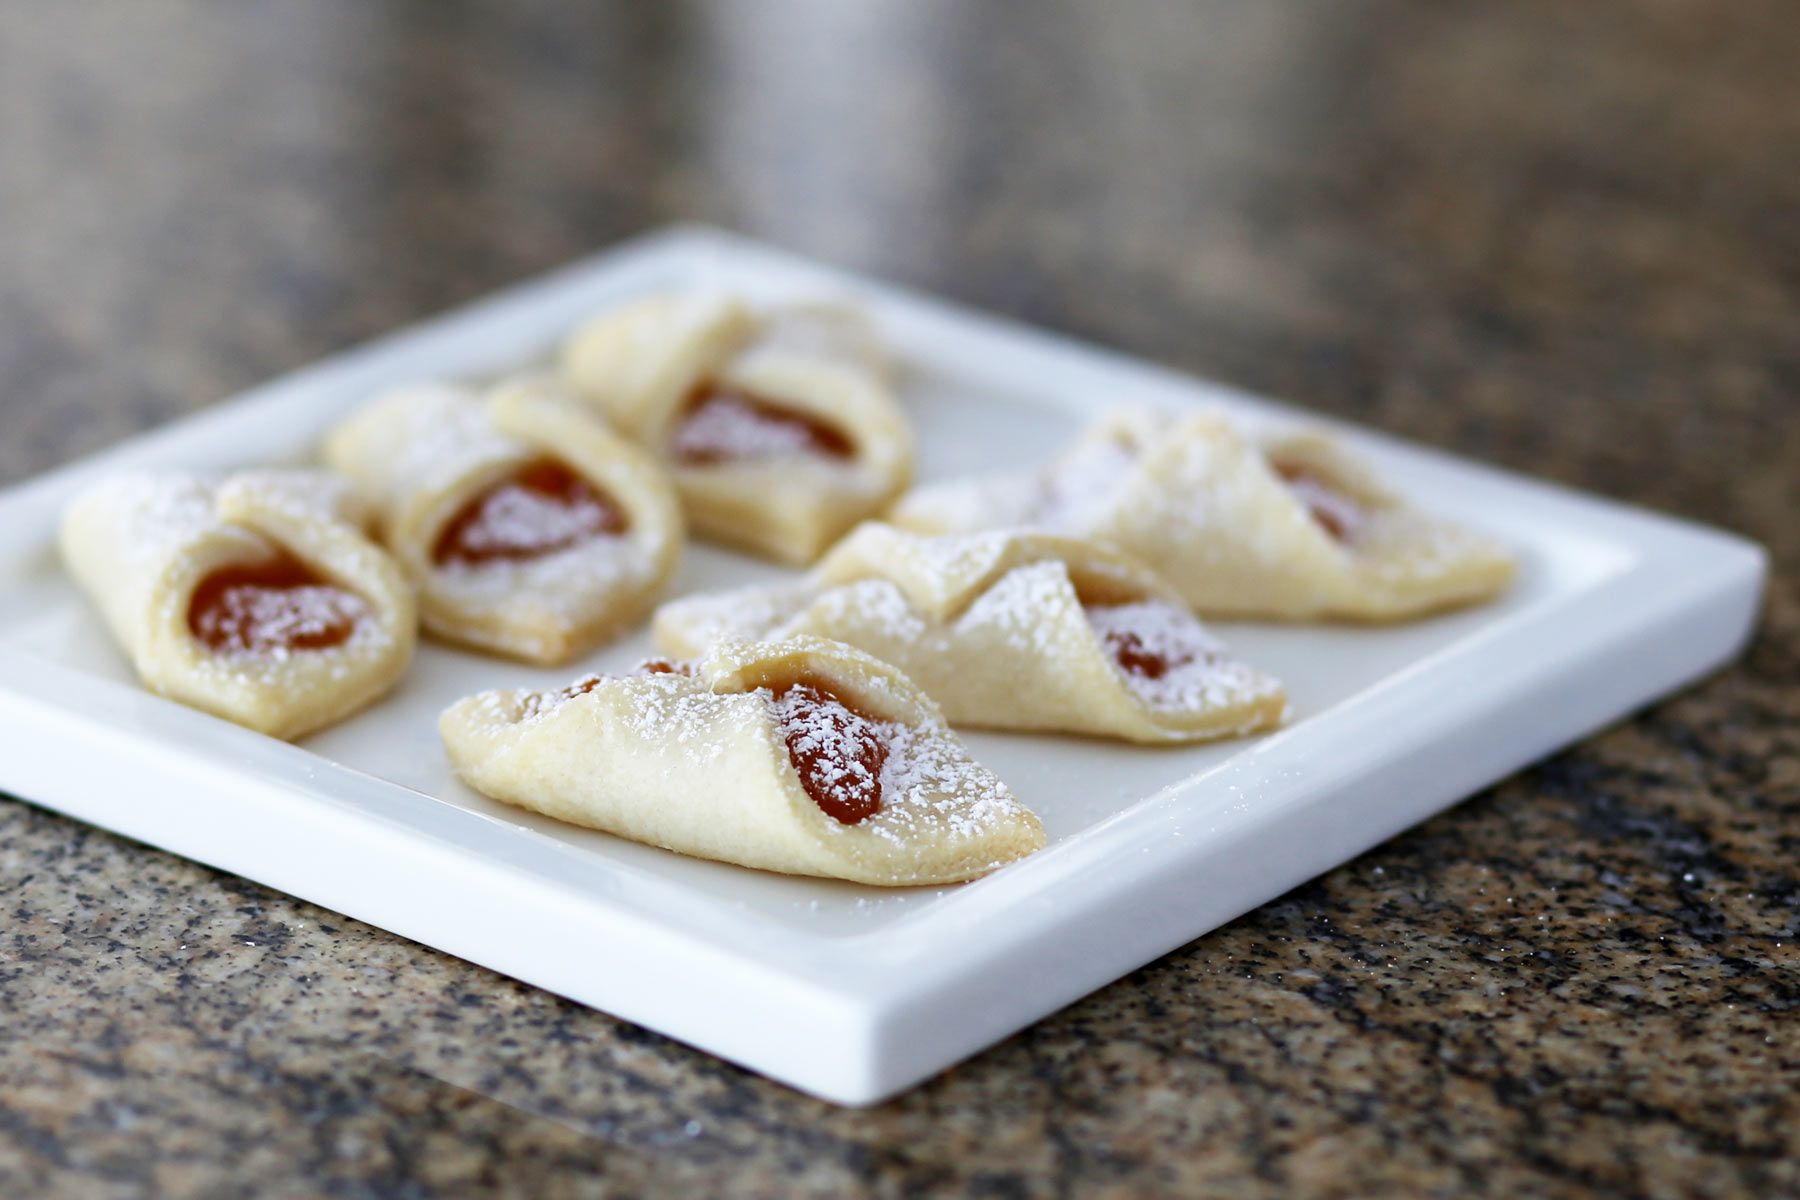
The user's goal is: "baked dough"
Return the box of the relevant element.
[440,635,1045,885]
[561,293,912,564]
[656,524,1286,744]
[890,408,1515,621]
[59,468,416,740]
[324,375,682,664]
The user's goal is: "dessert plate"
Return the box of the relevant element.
[0,227,1765,1104]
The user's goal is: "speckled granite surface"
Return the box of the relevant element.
[2,2,1796,1196]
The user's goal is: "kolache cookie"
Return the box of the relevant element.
[656,524,1286,744]
[561,293,912,564]
[59,468,416,740]
[890,407,1515,621]
[324,375,682,664]
[440,636,1046,886]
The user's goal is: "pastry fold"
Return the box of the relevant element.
[440,636,1045,886]
[59,468,416,740]
[656,524,1285,744]
[891,408,1514,621]
[561,293,912,564]
[323,375,682,664]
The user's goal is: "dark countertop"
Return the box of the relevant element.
[2,3,1796,1196]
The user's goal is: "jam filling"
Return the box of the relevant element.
[670,383,855,466]
[1273,462,1363,542]
[552,659,691,702]
[188,552,367,655]
[768,681,887,825]
[1085,603,1201,680]
[555,674,606,702]
[433,459,627,567]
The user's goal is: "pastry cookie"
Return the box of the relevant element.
[656,524,1285,744]
[891,408,1515,621]
[324,375,682,664]
[59,468,416,740]
[561,293,913,564]
[440,636,1045,886]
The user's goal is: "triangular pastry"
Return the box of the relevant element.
[890,407,1514,621]
[324,375,682,664]
[656,524,1285,744]
[440,636,1045,885]
[561,293,913,564]
[59,468,416,740]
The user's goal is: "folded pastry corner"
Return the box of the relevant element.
[656,523,1286,744]
[440,635,1045,886]
[890,407,1514,622]
[59,467,416,740]
[560,292,913,565]
[323,374,683,664]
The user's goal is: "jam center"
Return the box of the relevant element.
[769,682,887,825]
[670,383,855,466]
[1085,601,1209,680]
[1273,462,1363,541]
[433,459,627,567]
[188,552,367,655]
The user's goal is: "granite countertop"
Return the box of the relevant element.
[2,3,1796,1196]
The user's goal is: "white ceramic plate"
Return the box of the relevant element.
[0,227,1766,1104]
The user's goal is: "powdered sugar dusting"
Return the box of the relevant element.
[443,478,621,562]
[770,684,886,824]
[758,681,1023,851]
[359,386,532,508]
[865,717,1024,850]
[1085,600,1278,713]
[895,528,1015,586]
[179,618,395,694]
[892,435,1137,536]
[513,674,605,723]
[953,560,1081,658]
[192,576,369,657]
[469,666,746,772]
[812,579,929,641]
[670,389,850,464]
[659,583,815,648]
[1035,434,1139,529]
[432,529,661,617]
[78,473,224,576]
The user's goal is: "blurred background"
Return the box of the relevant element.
[3,1,1794,553]
[1,3,1796,1196]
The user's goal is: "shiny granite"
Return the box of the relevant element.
[2,2,1796,1196]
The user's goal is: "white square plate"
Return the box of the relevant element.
[0,228,1766,1104]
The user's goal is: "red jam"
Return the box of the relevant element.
[433,459,627,567]
[188,552,366,655]
[1082,599,1220,685]
[1084,605,1194,680]
[537,660,693,716]
[1274,462,1362,541]
[555,674,606,701]
[1102,626,1181,678]
[669,384,855,466]
[769,681,887,825]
